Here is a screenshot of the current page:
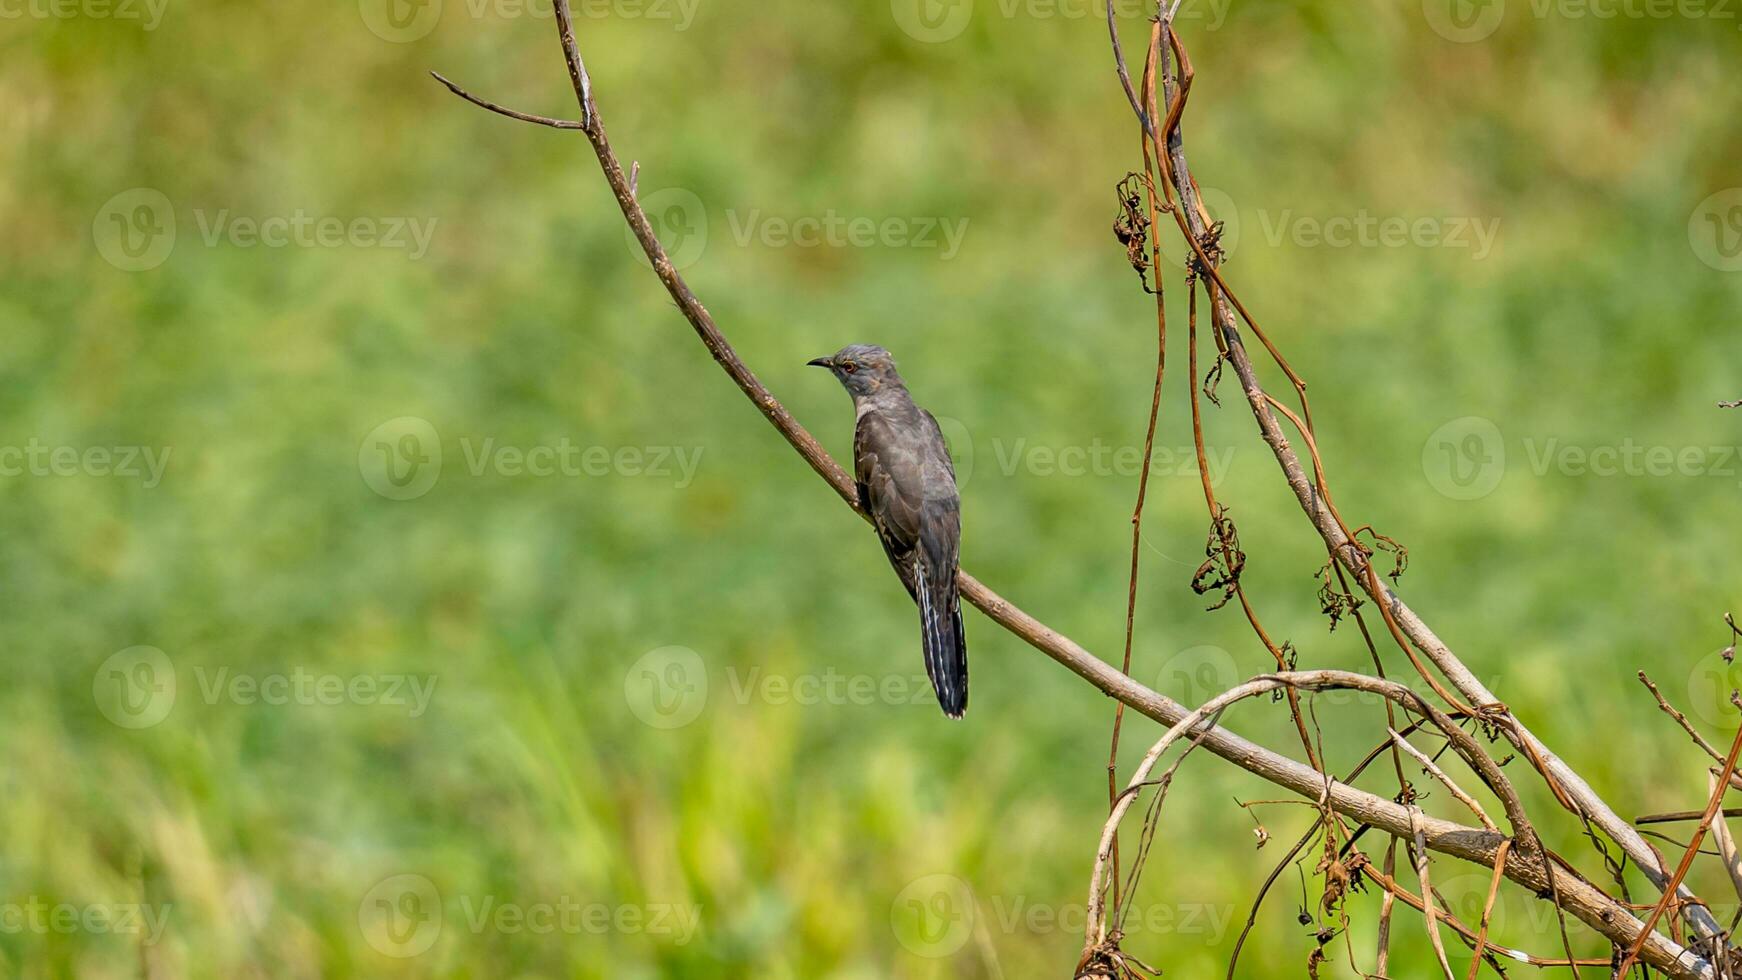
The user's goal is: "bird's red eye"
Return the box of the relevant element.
[842,362,857,374]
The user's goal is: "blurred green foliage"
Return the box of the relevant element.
[3,0,1741,975]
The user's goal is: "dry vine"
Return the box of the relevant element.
[435,6,1741,978]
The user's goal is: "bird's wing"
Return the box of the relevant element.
[855,408,923,594]
[860,403,967,717]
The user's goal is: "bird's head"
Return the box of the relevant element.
[808,344,903,398]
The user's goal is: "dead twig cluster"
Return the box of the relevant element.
[1084,5,1742,978]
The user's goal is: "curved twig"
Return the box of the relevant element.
[1074,671,1701,976]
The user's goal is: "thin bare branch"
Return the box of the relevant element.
[1463,839,1512,980]
[1410,809,1458,980]
[1390,728,1497,832]
[1640,808,1742,826]
[429,71,583,129]
[1706,771,1742,906]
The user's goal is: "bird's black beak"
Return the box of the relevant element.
[806,357,835,369]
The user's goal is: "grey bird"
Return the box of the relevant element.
[809,344,967,718]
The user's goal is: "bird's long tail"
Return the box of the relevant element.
[916,560,968,719]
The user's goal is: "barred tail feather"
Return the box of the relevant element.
[916,562,968,719]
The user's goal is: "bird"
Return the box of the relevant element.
[809,344,968,718]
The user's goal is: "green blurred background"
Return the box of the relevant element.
[4,0,1742,975]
